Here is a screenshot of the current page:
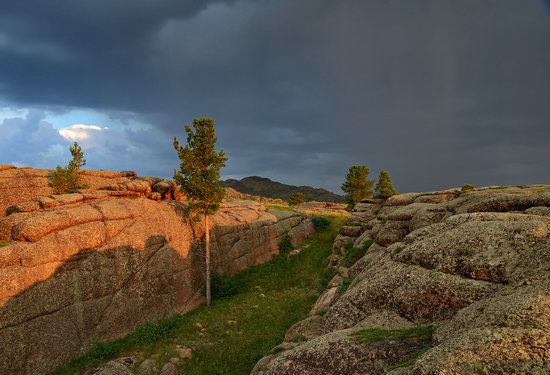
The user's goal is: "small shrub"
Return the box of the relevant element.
[48,142,87,194]
[49,165,84,194]
[343,240,374,267]
[0,240,9,248]
[311,216,331,231]
[339,277,353,293]
[461,183,475,191]
[211,273,241,299]
[278,233,293,254]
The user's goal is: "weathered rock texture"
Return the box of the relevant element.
[0,168,314,374]
[254,185,550,375]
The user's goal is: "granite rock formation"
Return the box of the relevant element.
[0,167,314,374]
[254,185,550,375]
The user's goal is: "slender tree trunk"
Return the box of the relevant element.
[205,214,211,306]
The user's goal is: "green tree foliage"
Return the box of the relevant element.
[48,142,87,194]
[341,165,374,209]
[68,142,86,170]
[375,170,396,198]
[173,118,227,306]
[288,192,305,206]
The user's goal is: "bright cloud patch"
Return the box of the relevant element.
[0,109,176,178]
[58,124,109,142]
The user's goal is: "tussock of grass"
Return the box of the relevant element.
[0,240,9,248]
[51,215,347,375]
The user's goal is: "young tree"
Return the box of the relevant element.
[288,192,305,206]
[68,142,86,170]
[48,142,87,194]
[173,118,227,306]
[375,170,396,198]
[341,165,374,209]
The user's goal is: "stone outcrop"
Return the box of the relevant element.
[0,168,314,374]
[254,185,550,374]
[0,167,138,217]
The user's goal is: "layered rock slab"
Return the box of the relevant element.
[0,195,313,374]
[255,185,550,375]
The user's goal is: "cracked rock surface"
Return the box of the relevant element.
[0,168,314,374]
[254,185,550,375]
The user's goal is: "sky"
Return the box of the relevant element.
[0,0,549,194]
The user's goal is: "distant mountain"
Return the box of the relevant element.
[221,176,345,203]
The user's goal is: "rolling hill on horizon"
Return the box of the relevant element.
[221,176,345,203]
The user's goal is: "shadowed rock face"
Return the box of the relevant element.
[0,167,314,374]
[255,185,550,375]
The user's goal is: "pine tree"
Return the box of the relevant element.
[375,170,396,198]
[341,165,374,210]
[288,192,305,206]
[48,142,87,194]
[173,118,227,306]
[68,142,86,170]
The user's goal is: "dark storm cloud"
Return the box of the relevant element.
[0,0,549,193]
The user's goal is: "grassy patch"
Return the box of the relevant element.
[266,204,295,212]
[351,325,435,344]
[0,240,9,248]
[351,325,436,369]
[343,240,374,267]
[51,215,347,375]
